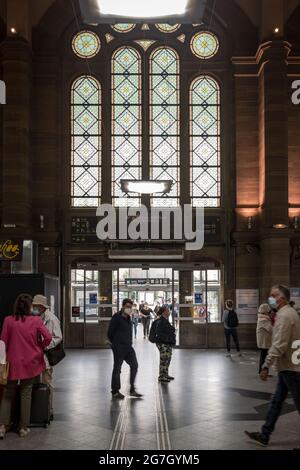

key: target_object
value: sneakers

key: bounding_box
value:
[158,377,170,383]
[226,353,231,357]
[0,425,6,440]
[19,427,30,438]
[245,431,268,447]
[129,390,143,398]
[112,391,125,400]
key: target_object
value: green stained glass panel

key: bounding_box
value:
[72,31,101,59]
[190,76,220,207]
[190,31,219,60]
[71,76,101,207]
[111,24,136,33]
[150,48,180,207]
[112,47,142,206]
[156,24,180,33]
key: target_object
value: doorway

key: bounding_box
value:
[67,264,222,348]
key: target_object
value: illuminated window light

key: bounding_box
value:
[98,0,188,18]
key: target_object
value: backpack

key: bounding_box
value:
[227,309,239,328]
[149,319,159,343]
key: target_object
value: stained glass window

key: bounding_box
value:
[156,24,181,33]
[112,47,142,206]
[190,31,219,59]
[150,47,180,207]
[190,76,220,207]
[111,24,136,33]
[71,76,101,207]
[72,31,101,59]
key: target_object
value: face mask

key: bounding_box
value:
[32,307,40,316]
[124,308,132,315]
[268,297,277,310]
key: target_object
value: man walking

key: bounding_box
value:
[245,285,300,447]
[32,295,63,421]
[107,299,143,399]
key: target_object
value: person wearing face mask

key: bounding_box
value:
[245,285,300,447]
[107,299,143,399]
[31,295,63,421]
[0,294,52,439]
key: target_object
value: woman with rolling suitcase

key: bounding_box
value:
[0,294,52,439]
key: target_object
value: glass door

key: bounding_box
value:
[177,268,222,347]
[70,268,100,347]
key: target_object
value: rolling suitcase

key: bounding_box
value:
[30,382,51,428]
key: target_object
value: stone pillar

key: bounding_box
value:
[257,41,291,299]
[1,38,32,228]
[258,41,290,228]
[260,237,291,301]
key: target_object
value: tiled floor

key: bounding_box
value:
[0,333,299,450]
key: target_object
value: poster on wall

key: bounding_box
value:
[194,293,203,304]
[72,306,80,318]
[89,293,98,305]
[290,288,300,307]
[236,289,259,323]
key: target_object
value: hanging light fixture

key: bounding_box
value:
[98,0,188,17]
[79,0,208,24]
[121,180,173,195]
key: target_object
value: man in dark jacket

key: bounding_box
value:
[107,299,143,399]
[156,306,176,383]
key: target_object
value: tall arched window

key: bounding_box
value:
[71,76,101,207]
[112,47,142,206]
[190,76,220,207]
[150,47,180,207]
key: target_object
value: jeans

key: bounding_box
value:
[142,317,151,337]
[132,319,138,338]
[0,377,37,428]
[261,371,300,441]
[259,349,269,374]
[224,328,240,352]
[156,344,173,379]
[111,345,138,394]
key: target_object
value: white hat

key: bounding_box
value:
[32,294,49,309]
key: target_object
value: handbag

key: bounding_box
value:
[0,362,9,385]
[45,342,66,367]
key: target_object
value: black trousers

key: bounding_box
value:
[142,317,151,337]
[261,371,300,440]
[224,327,240,352]
[259,348,269,374]
[111,345,138,394]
